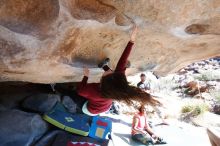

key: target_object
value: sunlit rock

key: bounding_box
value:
[0,0,219,83]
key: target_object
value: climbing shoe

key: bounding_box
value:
[155,137,167,145]
[98,58,110,68]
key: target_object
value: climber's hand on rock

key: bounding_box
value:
[130,24,138,42]
[83,67,90,77]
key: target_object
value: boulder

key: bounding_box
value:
[192,112,220,127]
[0,104,6,111]
[0,0,220,83]
[61,96,77,113]
[0,110,48,146]
[0,82,54,109]
[207,127,220,146]
[0,83,36,109]
[22,93,60,113]
[194,93,214,100]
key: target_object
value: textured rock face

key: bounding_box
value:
[0,0,219,83]
[0,110,48,146]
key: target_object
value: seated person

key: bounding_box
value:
[137,74,168,125]
[137,73,151,93]
[131,104,166,145]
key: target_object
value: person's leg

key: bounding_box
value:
[132,133,153,145]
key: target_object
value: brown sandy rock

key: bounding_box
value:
[0,0,220,83]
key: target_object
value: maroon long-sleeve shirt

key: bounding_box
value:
[77,41,134,114]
